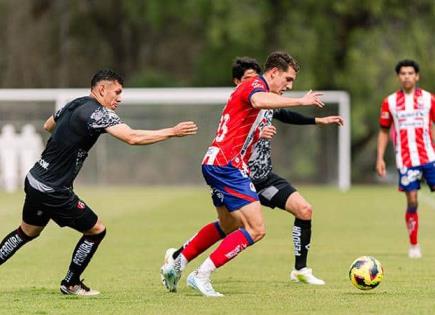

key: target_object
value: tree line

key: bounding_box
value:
[0,0,433,180]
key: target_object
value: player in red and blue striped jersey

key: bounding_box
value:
[161,51,324,297]
[377,59,435,258]
[163,57,343,289]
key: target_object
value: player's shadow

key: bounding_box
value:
[183,279,304,296]
[0,287,107,299]
[343,290,388,296]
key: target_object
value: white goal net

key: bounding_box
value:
[0,88,350,191]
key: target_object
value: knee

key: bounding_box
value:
[20,228,40,239]
[20,223,43,239]
[85,220,106,236]
[248,224,266,242]
[294,203,313,220]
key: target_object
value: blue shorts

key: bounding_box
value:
[202,164,258,212]
[398,161,435,192]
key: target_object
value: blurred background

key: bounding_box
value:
[0,0,433,189]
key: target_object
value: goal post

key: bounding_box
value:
[0,88,351,191]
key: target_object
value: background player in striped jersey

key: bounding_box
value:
[163,57,343,286]
[161,51,325,296]
[376,59,435,258]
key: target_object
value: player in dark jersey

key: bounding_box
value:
[0,69,197,296]
[162,57,342,291]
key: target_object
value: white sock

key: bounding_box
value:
[174,253,188,272]
[179,253,188,271]
[197,257,216,277]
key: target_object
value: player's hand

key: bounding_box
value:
[376,159,387,177]
[300,90,324,108]
[172,121,198,137]
[315,116,344,126]
[260,125,277,140]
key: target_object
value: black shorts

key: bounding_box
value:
[253,172,297,210]
[22,178,98,232]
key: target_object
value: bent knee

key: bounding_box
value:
[247,225,266,242]
[294,204,313,220]
[85,220,106,235]
[20,223,44,238]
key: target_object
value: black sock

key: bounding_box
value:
[292,219,311,270]
[63,229,106,285]
[172,246,185,260]
[0,227,36,265]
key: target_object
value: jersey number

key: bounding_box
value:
[215,113,230,142]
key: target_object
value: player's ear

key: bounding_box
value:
[416,73,420,82]
[270,67,279,79]
[97,83,105,97]
[233,78,240,85]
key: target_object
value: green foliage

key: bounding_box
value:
[127,69,181,87]
[0,0,433,180]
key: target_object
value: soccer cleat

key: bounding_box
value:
[290,267,325,285]
[408,244,422,258]
[60,279,100,296]
[160,248,181,292]
[187,270,223,297]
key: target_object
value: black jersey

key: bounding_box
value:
[29,96,122,191]
[248,109,315,183]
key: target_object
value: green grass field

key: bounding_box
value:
[1,185,435,314]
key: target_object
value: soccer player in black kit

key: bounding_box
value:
[0,69,197,296]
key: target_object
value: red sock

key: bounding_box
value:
[181,222,225,261]
[405,212,419,245]
[209,228,254,268]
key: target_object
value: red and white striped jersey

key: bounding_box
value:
[379,88,435,168]
[202,76,270,169]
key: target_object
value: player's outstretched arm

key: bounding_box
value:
[376,128,389,177]
[273,109,315,125]
[106,121,198,145]
[43,115,56,133]
[251,90,324,109]
[315,116,344,126]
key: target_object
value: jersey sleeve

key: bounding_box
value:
[54,97,83,121]
[240,78,268,106]
[54,104,69,121]
[273,109,315,125]
[379,98,392,128]
[88,107,123,133]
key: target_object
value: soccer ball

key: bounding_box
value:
[349,256,384,290]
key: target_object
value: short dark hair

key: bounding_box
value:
[264,51,299,73]
[91,69,124,88]
[232,57,262,80]
[395,59,419,74]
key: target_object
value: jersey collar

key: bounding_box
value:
[259,75,270,91]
